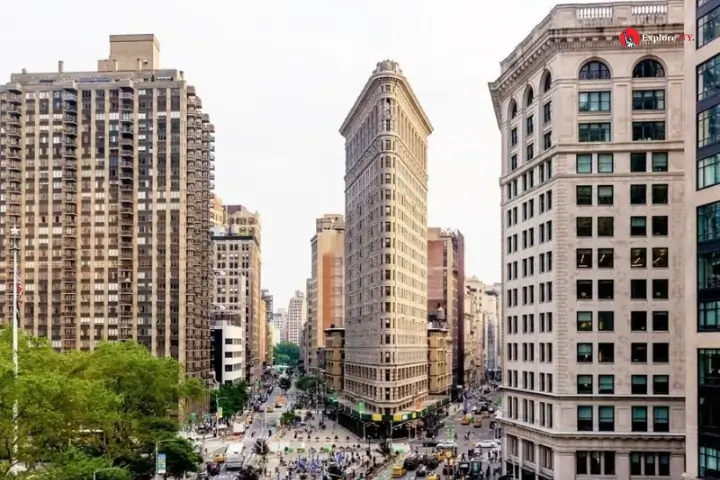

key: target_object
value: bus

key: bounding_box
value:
[225,442,245,470]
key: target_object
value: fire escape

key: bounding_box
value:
[185,88,200,376]
[118,87,135,340]
[61,89,79,350]
[2,88,23,324]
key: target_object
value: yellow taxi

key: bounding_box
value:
[213,451,226,463]
[473,418,483,428]
[266,406,274,413]
[461,416,470,426]
[428,474,439,480]
[391,465,406,478]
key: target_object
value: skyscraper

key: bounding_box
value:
[0,34,214,381]
[340,60,433,417]
[286,290,306,345]
[489,3,685,477]
[306,214,345,374]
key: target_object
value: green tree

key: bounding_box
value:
[160,437,203,478]
[280,411,299,426]
[294,375,323,392]
[273,342,300,366]
[210,381,249,417]
[25,448,130,480]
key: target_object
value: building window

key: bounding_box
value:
[597,280,614,299]
[543,131,552,150]
[576,249,592,268]
[509,154,518,171]
[631,375,648,394]
[631,343,648,363]
[579,122,611,142]
[631,216,647,236]
[700,447,719,478]
[698,153,720,189]
[579,91,611,112]
[577,280,592,299]
[698,53,720,101]
[653,216,669,236]
[698,252,720,290]
[598,248,613,268]
[631,406,648,431]
[631,152,647,172]
[699,301,720,331]
[698,201,720,242]
[598,406,614,431]
[543,101,552,123]
[632,121,665,141]
[526,143,534,161]
[653,375,669,395]
[699,8,720,48]
[652,279,669,299]
[699,349,720,387]
[598,374,614,394]
[576,186,593,205]
[631,311,648,331]
[510,128,517,146]
[597,186,613,205]
[652,152,668,172]
[598,311,614,331]
[526,115,534,134]
[598,153,614,173]
[577,343,593,362]
[653,343,670,363]
[577,311,592,331]
[577,406,593,431]
[598,217,614,236]
[576,154,592,173]
[577,374,593,393]
[632,89,665,110]
[598,343,614,362]
[652,184,669,204]
[633,59,665,78]
[577,217,592,236]
[630,184,647,204]
[631,279,648,300]
[698,105,720,148]
[579,61,611,80]
[631,247,647,268]
[652,248,668,268]
[653,407,669,432]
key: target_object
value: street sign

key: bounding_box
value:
[156,453,167,474]
[189,412,197,423]
[217,407,223,418]
[358,402,365,414]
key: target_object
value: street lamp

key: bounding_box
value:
[93,467,125,480]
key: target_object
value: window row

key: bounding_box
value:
[578,89,665,112]
[577,341,670,364]
[576,184,669,206]
[576,247,669,269]
[576,451,671,476]
[577,310,669,332]
[576,215,668,237]
[576,374,669,395]
[505,220,552,254]
[576,151,668,174]
[579,122,666,142]
[577,279,670,300]
[505,312,553,335]
[506,190,552,227]
[577,405,670,433]
[506,252,553,281]
[579,59,665,80]
[505,158,552,194]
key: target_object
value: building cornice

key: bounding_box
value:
[489,27,683,128]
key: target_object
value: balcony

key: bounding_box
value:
[63,102,77,113]
[63,114,77,124]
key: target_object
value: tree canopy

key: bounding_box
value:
[210,381,249,418]
[278,376,292,391]
[294,375,323,392]
[273,342,300,366]
[0,327,206,479]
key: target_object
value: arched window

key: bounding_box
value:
[579,61,611,80]
[543,73,552,93]
[633,59,665,78]
[509,100,518,119]
[525,87,534,106]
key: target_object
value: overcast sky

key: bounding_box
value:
[0,0,583,308]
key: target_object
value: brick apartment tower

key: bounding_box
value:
[0,34,215,382]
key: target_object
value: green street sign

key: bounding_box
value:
[358,401,365,414]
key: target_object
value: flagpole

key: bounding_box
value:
[10,225,20,467]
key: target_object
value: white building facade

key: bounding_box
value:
[286,291,307,345]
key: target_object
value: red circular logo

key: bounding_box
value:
[620,28,641,48]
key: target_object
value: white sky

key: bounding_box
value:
[0,0,594,307]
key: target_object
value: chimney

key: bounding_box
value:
[136,58,143,71]
[58,61,64,73]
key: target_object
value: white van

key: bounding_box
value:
[225,442,245,470]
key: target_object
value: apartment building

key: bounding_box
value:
[462,288,477,386]
[0,34,214,380]
[340,60,433,420]
[489,2,686,478]
[262,290,274,366]
[272,308,287,342]
[467,278,503,381]
[684,0,720,476]
[214,205,262,382]
[211,311,244,386]
[428,227,466,387]
[306,214,345,374]
[286,290,306,345]
[210,195,225,226]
